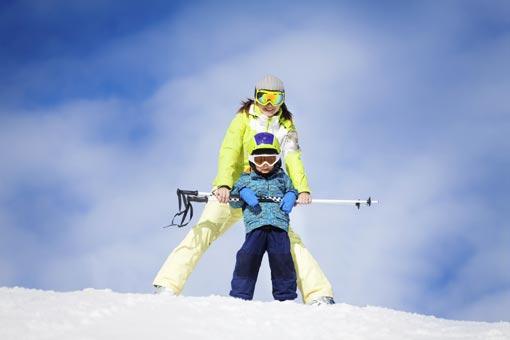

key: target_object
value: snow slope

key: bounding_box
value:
[1,287,509,340]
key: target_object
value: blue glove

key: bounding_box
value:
[280,191,297,214]
[239,187,259,207]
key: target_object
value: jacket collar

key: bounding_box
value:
[250,167,283,180]
[248,103,282,119]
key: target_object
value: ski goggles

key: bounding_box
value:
[249,154,281,167]
[255,89,285,106]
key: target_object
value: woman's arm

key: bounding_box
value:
[280,123,311,195]
[212,113,246,190]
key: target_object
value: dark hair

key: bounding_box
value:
[251,148,278,155]
[237,99,293,121]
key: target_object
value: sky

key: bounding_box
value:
[0,0,509,322]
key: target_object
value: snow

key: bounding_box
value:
[1,287,509,340]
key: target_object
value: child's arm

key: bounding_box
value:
[283,172,299,197]
[229,173,250,209]
[280,172,298,214]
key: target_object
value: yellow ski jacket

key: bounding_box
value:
[212,103,311,193]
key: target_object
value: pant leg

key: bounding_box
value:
[230,228,267,300]
[153,200,243,294]
[267,228,297,301]
[288,227,334,303]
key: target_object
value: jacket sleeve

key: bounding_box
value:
[281,120,311,193]
[229,173,250,209]
[212,113,246,189]
[283,172,298,197]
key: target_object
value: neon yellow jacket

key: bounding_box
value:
[212,103,311,193]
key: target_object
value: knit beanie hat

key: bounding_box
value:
[255,75,285,92]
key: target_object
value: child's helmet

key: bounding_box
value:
[247,132,281,155]
[247,132,282,176]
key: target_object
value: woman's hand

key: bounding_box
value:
[296,192,312,205]
[214,187,231,204]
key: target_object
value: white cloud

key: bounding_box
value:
[0,1,509,322]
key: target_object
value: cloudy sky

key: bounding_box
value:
[1,0,509,322]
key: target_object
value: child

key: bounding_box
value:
[229,132,298,301]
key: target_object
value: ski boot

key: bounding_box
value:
[308,296,335,306]
[154,285,177,296]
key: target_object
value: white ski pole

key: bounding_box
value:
[198,192,378,207]
[166,189,378,228]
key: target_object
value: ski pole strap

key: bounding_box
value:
[163,189,200,228]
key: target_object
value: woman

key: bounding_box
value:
[153,75,335,305]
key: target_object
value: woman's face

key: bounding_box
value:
[255,101,281,117]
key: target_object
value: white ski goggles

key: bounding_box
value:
[249,154,281,167]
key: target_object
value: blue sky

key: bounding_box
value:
[1,0,509,322]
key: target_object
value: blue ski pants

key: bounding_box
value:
[230,225,297,301]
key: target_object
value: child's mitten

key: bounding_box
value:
[239,187,259,207]
[280,192,297,214]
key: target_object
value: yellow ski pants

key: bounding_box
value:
[153,200,334,303]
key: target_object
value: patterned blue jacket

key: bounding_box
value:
[230,168,297,234]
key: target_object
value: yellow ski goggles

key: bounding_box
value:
[255,89,285,106]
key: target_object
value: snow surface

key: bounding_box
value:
[1,287,509,340]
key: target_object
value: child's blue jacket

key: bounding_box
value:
[230,168,298,233]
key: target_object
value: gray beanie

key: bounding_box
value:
[255,75,285,92]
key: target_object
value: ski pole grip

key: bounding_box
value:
[177,189,199,196]
[188,196,208,203]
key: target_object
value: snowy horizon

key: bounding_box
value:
[1,287,509,340]
[1,1,509,323]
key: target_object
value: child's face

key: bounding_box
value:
[250,152,279,174]
[255,162,274,174]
